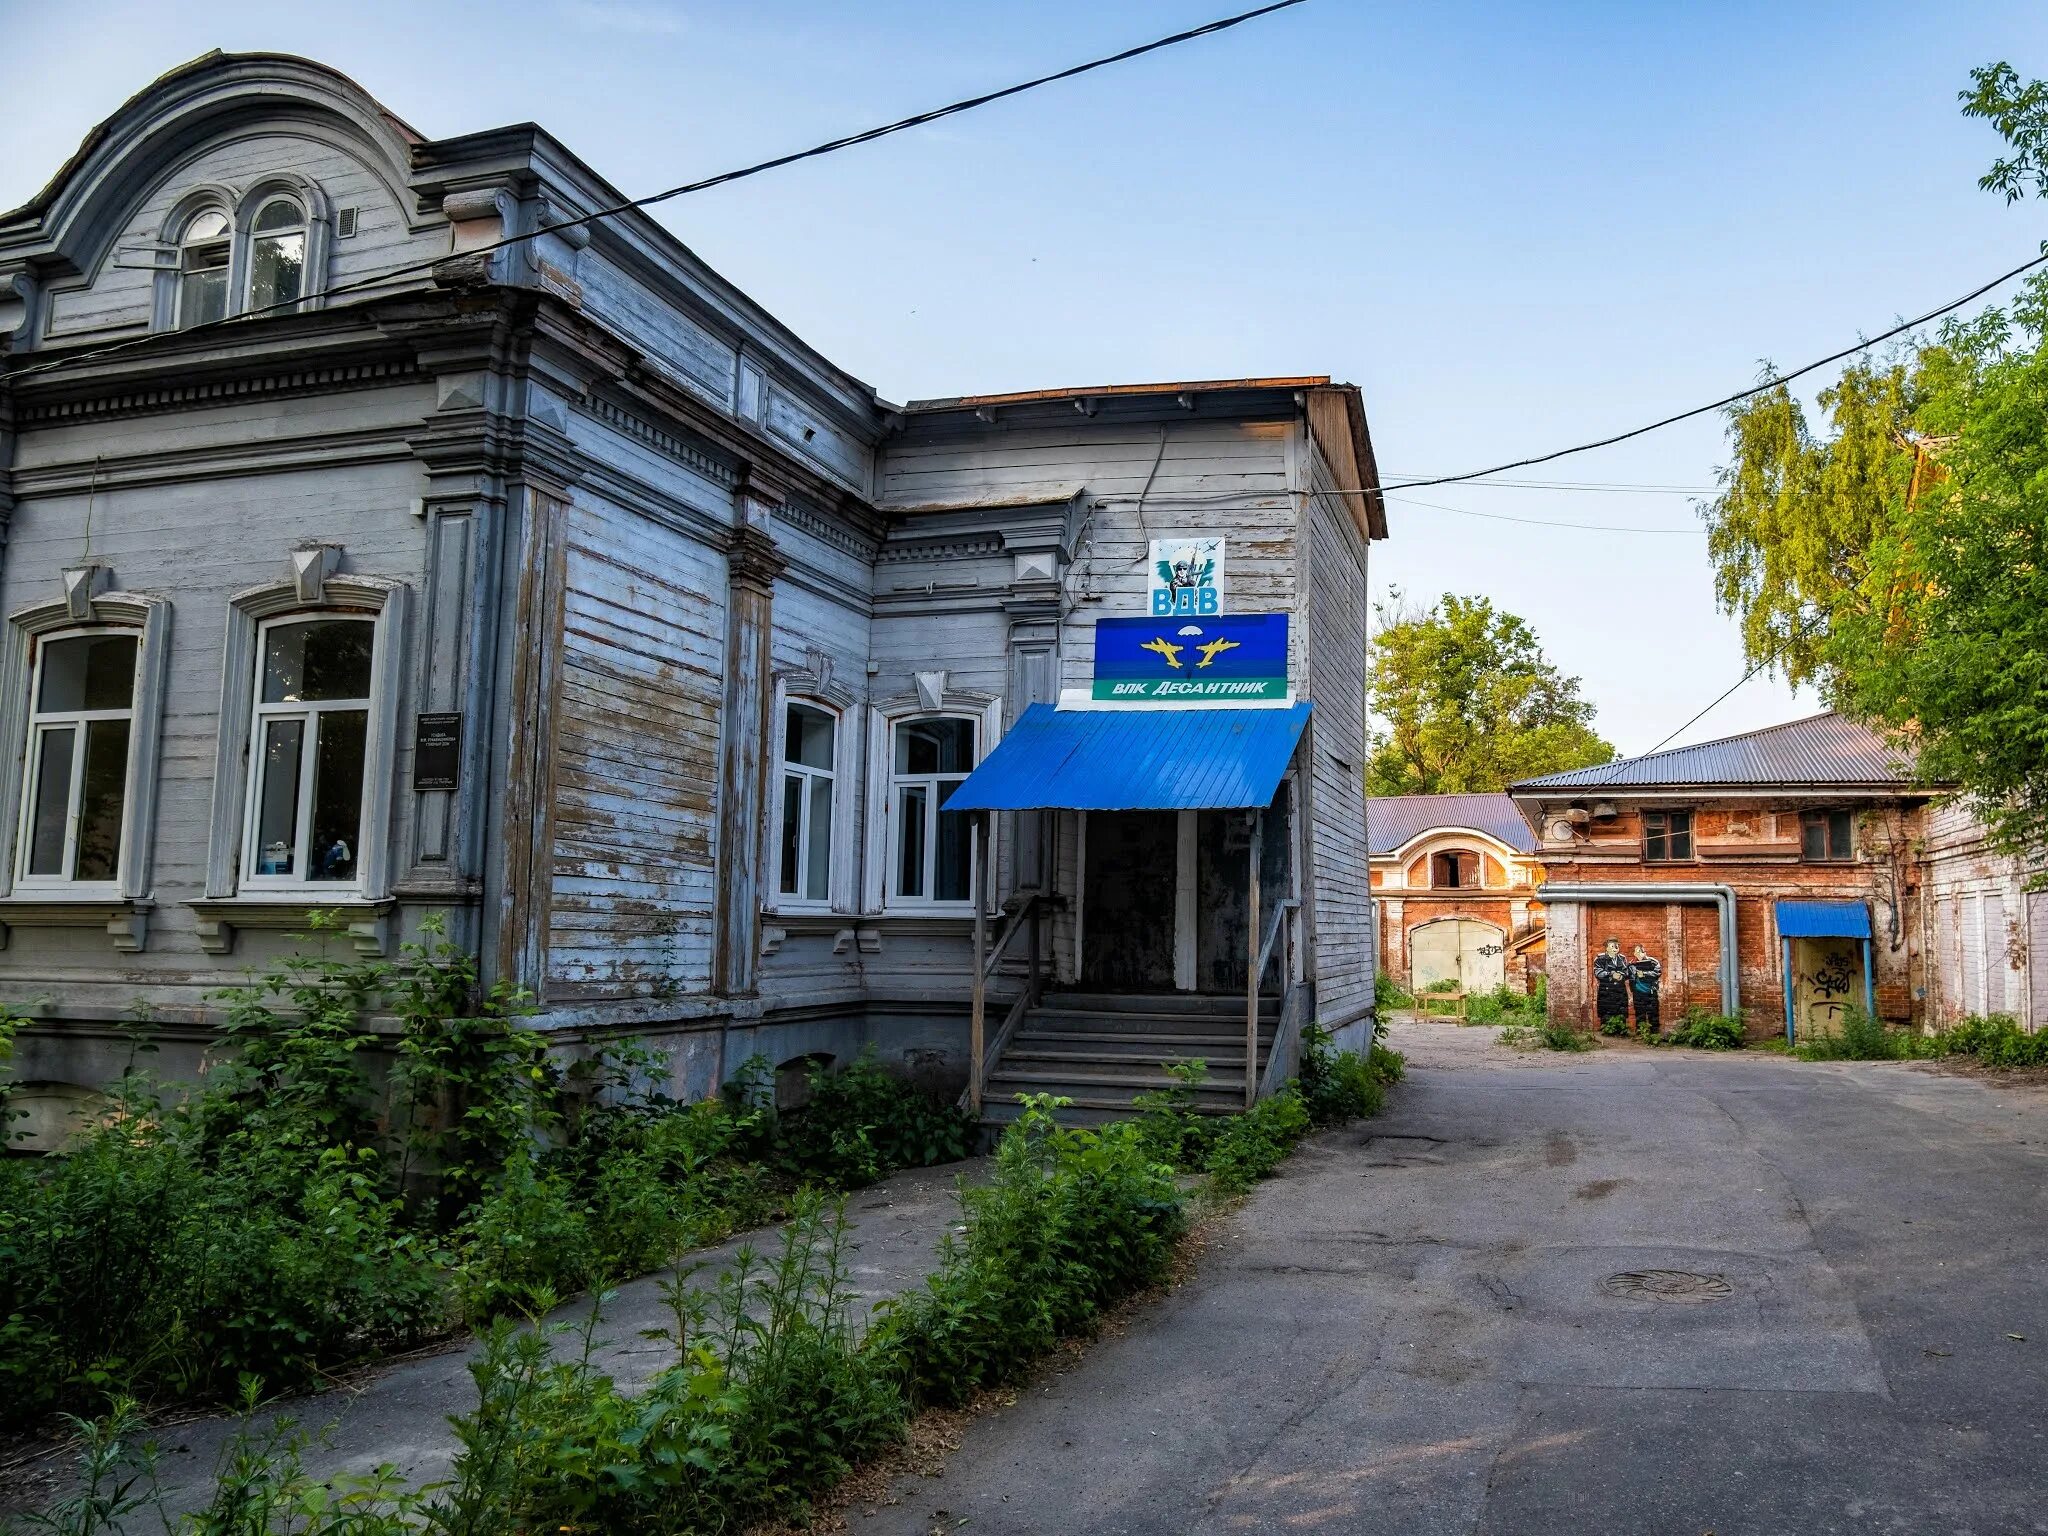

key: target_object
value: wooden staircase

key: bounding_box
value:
[981,991,1281,1128]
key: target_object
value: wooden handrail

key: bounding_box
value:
[969,886,1048,1115]
[1251,898,1301,1105]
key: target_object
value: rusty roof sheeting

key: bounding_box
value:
[1512,713,1919,793]
[1368,794,1537,855]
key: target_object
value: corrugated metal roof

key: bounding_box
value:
[1776,900,1872,940]
[1368,794,1536,855]
[1512,713,1917,792]
[946,703,1311,812]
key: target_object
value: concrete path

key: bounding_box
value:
[5,1158,982,1523]
[855,1019,2048,1535]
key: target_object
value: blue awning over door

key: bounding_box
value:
[1776,900,1872,939]
[944,702,1312,812]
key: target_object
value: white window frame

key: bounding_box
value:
[239,613,379,893]
[151,178,334,334]
[0,590,171,905]
[865,694,1003,917]
[174,207,233,330]
[205,576,406,903]
[14,627,139,893]
[771,697,842,913]
[241,194,310,314]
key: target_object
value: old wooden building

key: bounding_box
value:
[0,53,1387,1138]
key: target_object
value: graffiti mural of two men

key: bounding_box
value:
[1594,936,1663,1032]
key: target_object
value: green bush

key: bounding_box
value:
[1131,1058,1213,1167]
[1935,1014,2048,1068]
[762,1049,975,1187]
[1465,984,1544,1028]
[1665,1008,1747,1051]
[871,1096,1187,1407]
[1374,971,1414,1010]
[1204,1091,1312,1194]
[1298,1021,1400,1126]
[1794,1007,1924,1061]
[1498,1020,1593,1052]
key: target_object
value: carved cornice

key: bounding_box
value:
[12,357,420,427]
[579,390,737,486]
[879,534,1004,563]
[773,498,877,560]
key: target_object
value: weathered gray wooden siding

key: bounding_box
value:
[753,509,875,1013]
[0,385,434,1001]
[544,490,725,1001]
[1916,800,2038,1028]
[1302,445,1372,1027]
[41,133,427,343]
[878,414,1301,699]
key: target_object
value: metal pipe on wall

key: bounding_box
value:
[1534,882,1741,1018]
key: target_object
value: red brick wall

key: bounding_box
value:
[1536,799,1914,1034]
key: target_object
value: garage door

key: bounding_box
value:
[1411,919,1506,994]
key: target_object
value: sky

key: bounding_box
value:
[7,0,2048,755]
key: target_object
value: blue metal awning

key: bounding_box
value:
[945,702,1312,812]
[1776,900,1872,940]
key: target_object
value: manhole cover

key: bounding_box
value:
[1602,1269,1733,1304]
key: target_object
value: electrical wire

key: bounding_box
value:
[1639,623,1821,756]
[1376,248,2048,493]
[3,0,1307,388]
[1379,491,1703,535]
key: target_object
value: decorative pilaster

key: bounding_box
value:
[712,480,787,996]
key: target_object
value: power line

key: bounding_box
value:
[1639,627,1818,756]
[1380,492,1703,535]
[4,0,1307,389]
[1377,248,2048,493]
[1380,474,1718,495]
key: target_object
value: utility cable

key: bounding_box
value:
[1377,248,2048,493]
[4,0,1307,387]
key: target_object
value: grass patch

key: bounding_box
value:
[1497,1019,1594,1053]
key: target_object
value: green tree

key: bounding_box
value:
[1366,593,1613,796]
[1702,63,2048,864]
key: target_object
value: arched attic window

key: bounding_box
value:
[245,196,308,312]
[176,209,233,327]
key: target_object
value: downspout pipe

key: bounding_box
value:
[1534,883,1741,1019]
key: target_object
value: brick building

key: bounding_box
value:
[1511,712,2044,1039]
[1369,793,1545,996]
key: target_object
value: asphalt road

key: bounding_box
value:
[857,1019,2048,1536]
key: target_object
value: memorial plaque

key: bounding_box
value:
[414,712,462,791]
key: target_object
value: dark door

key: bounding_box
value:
[1083,812,1177,990]
[1196,785,1292,992]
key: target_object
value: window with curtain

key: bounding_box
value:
[890,715,976,905]
[778,702,836,904]
[16,632,137,886]
[243,616,374,886]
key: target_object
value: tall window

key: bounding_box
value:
[891,716,976,905]
[1801,808,1854,862]
[177,210,232,328]
[246,197,307,312]
[778,703,836,904]
[1643,808,1693,863]
[16,632,136,886]
[243,617,374,886]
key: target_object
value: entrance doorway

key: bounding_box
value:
[1080,789,1292,993]
[1411,918,1505,994]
